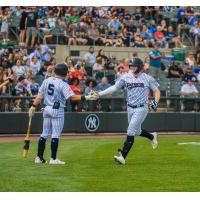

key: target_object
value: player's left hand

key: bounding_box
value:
[29,106,36,117]
[85,91,99,101]
[149,100,158,112]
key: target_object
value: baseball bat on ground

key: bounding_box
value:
[22,116,32,158]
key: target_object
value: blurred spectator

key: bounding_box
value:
[149,43,164,76]
[12,59,26,77]
[69,62,86,81]
[183,67,197,82]
[190,21,200,47]
[168,61,184,78]
[75,22,88,45]
[26,76,40,96]
[19,7,27,46]
[69,78,83,111]
[148,20,157,36]
[30,56,41,74]
[106,27,118,46]
[133,27,146,48]
[165,26,182,48]
[25,7,39,47]
[192,64,200,76]
[14,76,29,96]
[0,8,10,44]
[64,23,77,45]
[64,56,74,73]
[96,49,110,69]
[45,66,54,78]
[93,57,105,80]
[115,58,129,73]
[97,77,111,112]
[180,79,199,111]
[108,16,122,32]
[185,51,196,68]
[84,78,98,111]
[154,26,167,48]
[84,46,96,67]
[87,22,100,46]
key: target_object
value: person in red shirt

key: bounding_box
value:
[69,78,84,111]
[115,58,129,73]
[154,26,167,48]
[69,64,86,80]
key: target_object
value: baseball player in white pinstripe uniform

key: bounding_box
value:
[92,58,160,165]
[29,64,95,164]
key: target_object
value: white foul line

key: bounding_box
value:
[177,142,200,145]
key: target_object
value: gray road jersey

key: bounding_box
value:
[38,77,74,108]
[115,72,159,106]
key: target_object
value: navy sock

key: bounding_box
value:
[51,138,59,160]
[37,137,46,159]
[140,129,154,140]
[121,135,134,159]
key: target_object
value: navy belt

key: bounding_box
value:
[128,104,145,109]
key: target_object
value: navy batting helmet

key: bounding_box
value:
[129,58,144,73]
[54,63,68,77]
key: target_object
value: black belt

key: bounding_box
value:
[128,104,145,109]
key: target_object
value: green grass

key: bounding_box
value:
[0,135,200,192]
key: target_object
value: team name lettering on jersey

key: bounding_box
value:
[127,83,144,89]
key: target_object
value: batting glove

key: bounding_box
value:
[29,106,36,118]
[150,100,158,112]
[85,91,100,101]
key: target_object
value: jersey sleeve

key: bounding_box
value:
[63,83,74,99]
[115,75,126,89]
[149,75,160,91]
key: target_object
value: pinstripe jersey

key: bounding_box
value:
[38,76,74,108]
[115,71,159,106]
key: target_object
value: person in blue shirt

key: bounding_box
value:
[108,16,122,33]
[97,77,111,112]
[165,26,182,48]
[148,20,157,36]
[149,43,164,77]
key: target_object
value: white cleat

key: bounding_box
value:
[151,132,158,149]
[114,151,125,165]
[49,158,65,165]
[35,156,47,164]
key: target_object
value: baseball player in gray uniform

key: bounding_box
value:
[92,58,160,164]
[29,64,95,164]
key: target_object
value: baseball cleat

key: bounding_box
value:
[114,151,125,165]
[49,158,65,165]
[35,156,47,164]
[151,132,158,149]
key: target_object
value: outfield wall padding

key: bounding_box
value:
[0,112,200,134]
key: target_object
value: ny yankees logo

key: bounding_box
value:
[85,114,100,132]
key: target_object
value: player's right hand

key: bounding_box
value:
[29,106,36,118]
[85,91,99,101]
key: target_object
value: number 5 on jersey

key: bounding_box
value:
[48,84,54,95]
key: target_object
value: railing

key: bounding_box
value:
[0,95,200,112]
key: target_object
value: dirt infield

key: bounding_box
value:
[0,132,199,143]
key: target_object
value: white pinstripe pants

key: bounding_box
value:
[41,106,64,139]
[127,105,148,136]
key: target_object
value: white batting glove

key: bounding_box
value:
[85,91,100,100]
[29,106,36,118]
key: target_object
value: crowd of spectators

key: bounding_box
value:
[1,6,200,112]
[0,6,200,48]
